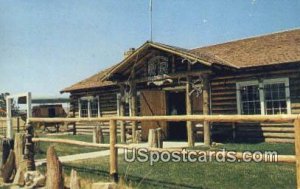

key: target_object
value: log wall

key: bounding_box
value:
[210,63,300,143]
[69,63,300,143]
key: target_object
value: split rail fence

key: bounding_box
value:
[27,115,300,188]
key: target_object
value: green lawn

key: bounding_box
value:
[34,134,109,159]
[59,142,296,189]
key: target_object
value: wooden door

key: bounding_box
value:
[140,90,167,140]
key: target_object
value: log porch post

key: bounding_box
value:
[119,85,126,143]
[130,82,138,143]
[109,119,118,182]
[186,76,194,147]
[203,77,211,146]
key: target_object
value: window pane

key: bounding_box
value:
[264,82,287,115]
[239,84,260,115]
[90,99,99,117]
[80,100,88,117]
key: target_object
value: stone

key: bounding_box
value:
[92,182,117,189]
[70,169,80,189]
[24,170,46,188]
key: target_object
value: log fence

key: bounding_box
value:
[26,114,300,188]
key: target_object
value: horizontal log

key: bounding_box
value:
[28,115,299,124]
[32,137,110,148]
[264,138,295,143]
[237,127,294,132]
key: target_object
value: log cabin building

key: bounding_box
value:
[61,29,300,144]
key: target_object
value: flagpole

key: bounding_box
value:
[149,0,153,41]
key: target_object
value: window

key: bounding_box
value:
[239,84,261,115]
[79,99,88,117]
[78,96,100,118]
[237,78,290,115]
[263,78,290,115]
[90,98,99,117]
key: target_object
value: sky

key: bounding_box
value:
[0,0,299,98]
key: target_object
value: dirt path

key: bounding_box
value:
[35,141,203,166]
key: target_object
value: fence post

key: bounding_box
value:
[17,117,20,133]
[294,118,300,189]
[109,119,118,182]
[24,123,35,171]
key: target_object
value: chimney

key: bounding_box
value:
[124,48,135,58]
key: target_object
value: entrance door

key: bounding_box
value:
[168,91,187,140]
[140,90,167,140]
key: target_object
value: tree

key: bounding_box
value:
[0,93,20,117]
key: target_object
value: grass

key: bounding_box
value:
[58,142,296,189]
[34,134,109,159]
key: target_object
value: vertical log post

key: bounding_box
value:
[73,122,76,135]
[109,119,118,182]
[72,107,76,135]
[156,128,163,148]
[294,119,300,189]
[130,82,137,143]
[203,77,211,146]
[232,122,236,142]
[17,117,20,133]
[186,76,194,147]
[24,123,35,171]
[14,133,25,169]
[119,85,126,143]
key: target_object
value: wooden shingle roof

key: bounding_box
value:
[62,28,300,93]
[191,28,300,68]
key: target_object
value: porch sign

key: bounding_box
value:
[147,56,171,85]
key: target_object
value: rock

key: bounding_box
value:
[1,150,16,183]
[92,182,117,189]
[24,170,46,188]
[69,169,80,189]
[46,146,64,189]
[13,159,27,186]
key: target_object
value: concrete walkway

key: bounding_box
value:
[35,141,203,166]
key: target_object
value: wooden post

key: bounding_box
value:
[109,119,118,182]
[14,133,25,169]
[46,146,64,189]
[24,123,35,171]
[203,77,211,146]
[186,76,194,147]
[93,126,104,144]
[99,126,104,144]
[294,119,300,189]
[73,122,76,135]
[148,129,157,148]
[119,85,126,143]
[72,107,76,135]
[156,128,163,148]
[17,117,20,133]
[232,122,236,142]
[93,127,99,143]
[130,82,137,143]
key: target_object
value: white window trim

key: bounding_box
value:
[78,96,101,118]
[236,78,291,115]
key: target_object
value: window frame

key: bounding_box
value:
[78,96,101,118]
[236,78,291,115]
[262,78,291,114]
